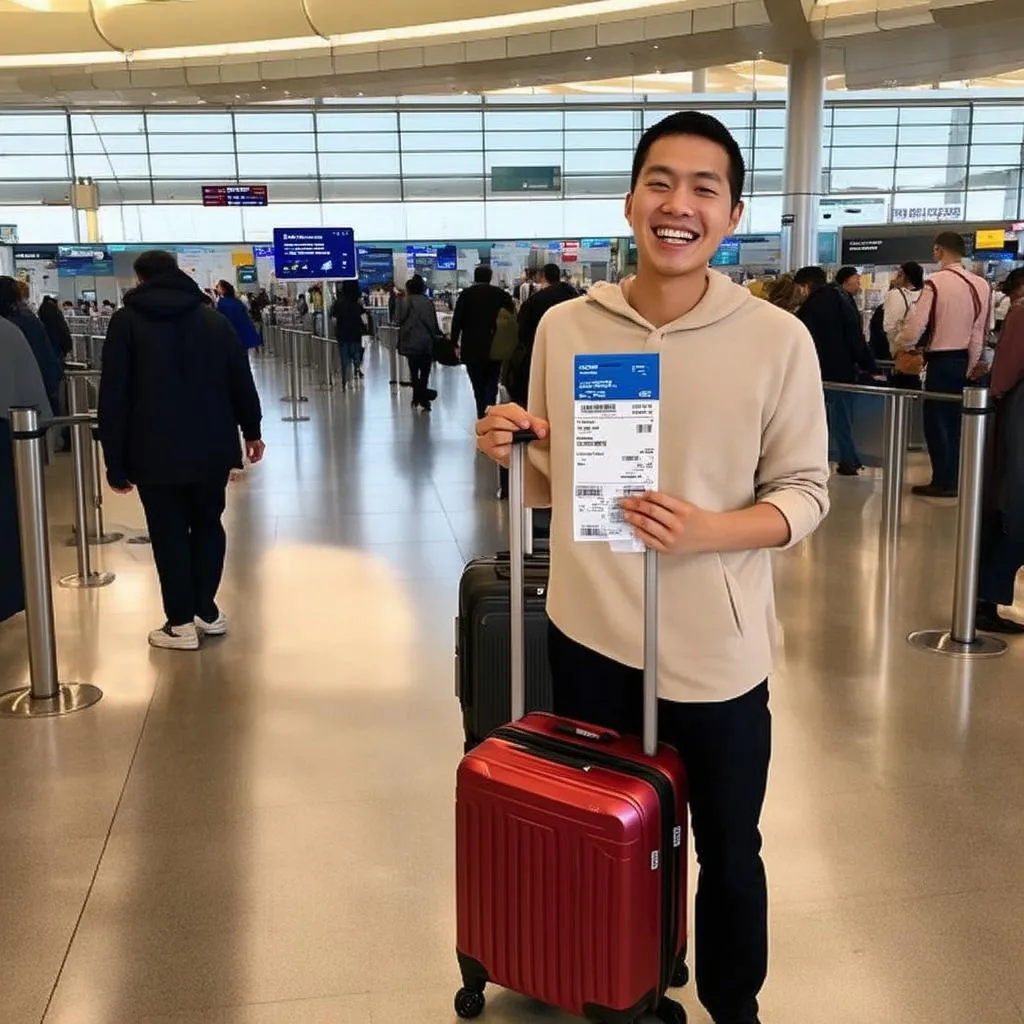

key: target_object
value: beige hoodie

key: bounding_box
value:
[526,271,830,703]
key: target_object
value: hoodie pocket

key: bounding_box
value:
[717,555,745,637]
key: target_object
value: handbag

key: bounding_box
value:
[433,334,459,367]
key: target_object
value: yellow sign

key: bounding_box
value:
[975,229,1005,250]
[232,249,254,266]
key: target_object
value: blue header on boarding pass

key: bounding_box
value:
[574,353,660,402]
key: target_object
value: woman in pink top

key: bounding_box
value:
[977,267,1024,633]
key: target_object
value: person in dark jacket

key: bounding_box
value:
[0,318,52,623]
[0,277,63,416]
[331,278,373,389]
[451,264,515,419]
[977,268,1024,634]
[38,295,73,360]
[398,274,441,412]
[795,265,879,477]
[98,251,264,651]
[215,280,261,350]
[508,263,579,407]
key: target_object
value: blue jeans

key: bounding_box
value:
[923,351,969,491]
[825,391,859,466]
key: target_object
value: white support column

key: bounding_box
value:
[691,69,707,94]
[781,48,825,272]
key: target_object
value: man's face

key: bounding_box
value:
[843,274,861,295]
[625,133,743,280]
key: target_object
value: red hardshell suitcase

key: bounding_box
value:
[454,434,689,1024]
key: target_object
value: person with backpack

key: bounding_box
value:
[450,264,515,420]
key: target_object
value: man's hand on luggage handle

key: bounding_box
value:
[476,403,549,467]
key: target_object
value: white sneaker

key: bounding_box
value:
[195,612,228,637]
[148,623,200,650]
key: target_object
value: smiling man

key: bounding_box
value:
[475,112,830,1024]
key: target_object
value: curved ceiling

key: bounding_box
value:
[0,0,1019,105]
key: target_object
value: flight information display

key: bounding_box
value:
[273,228,357,280]
[202,184,268,207]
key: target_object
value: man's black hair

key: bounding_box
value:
[542,263,561,286]
[406,274,426,296]
[631,111,746,206]
[134,249,179,281]
[835,266,860,287]
[793,266,827,292]
[900,261,924,290]
[217,279,236,299]
[474,265,493,284]
[934,231,966,258]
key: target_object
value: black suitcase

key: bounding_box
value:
[456,552,554,751]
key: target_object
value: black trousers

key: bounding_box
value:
[979,512,1024,606]
[923,350,969,491]
[407,355,433,406]
[465,360,501,420]
[548,622,770,1024]
[137,477,229,626]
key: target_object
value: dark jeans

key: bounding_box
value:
[548,623,770,1024]
[338,340,362,385]
[824,390,859,467]
[466,360,501,420]
[407,354,433,406]
[137,477,229,626]
[923,350,969,491]
[979,513,1024,606]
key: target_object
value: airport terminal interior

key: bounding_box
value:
[3,1,1024,1023]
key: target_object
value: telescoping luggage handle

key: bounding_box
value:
[508,432,659,757]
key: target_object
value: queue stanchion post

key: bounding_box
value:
[386,326,400,388]
[880,391,911,547]
[0,407,103,718]
[60,375,114,588]
[281,329,310,422]
[909,385,1006,658]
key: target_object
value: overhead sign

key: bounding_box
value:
[975,228,1006,250]
[709,238,741,267]
[57,245,113,278]
[841,231,942,266]
[14,245,57,261]
[491,165,562,193]
[202,184,268,207]
[0,224,17,244]
[236,264,258,286]
[891,204,962,224]
[252,244,275,259]
[562,240,580,263]
[357,246,395,287]
[273,228,356,280]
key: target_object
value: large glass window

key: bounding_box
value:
[237,152,317,176]
[149,153,236,177]
[145,113,232,134]
[234,112,314,133]
[318,133,398,154]
[148,133,234,154]
[316,111,398,132]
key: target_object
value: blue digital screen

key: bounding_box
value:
[357,246,395,287]
[57,245,113,277]
[709,238,741,267]
[436,245,457,270]
[273,228,356,280]
[252,244,275,258]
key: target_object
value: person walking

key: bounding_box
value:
[450,265,515,419]
[215,280,261,351]
[896,232,991,498]
[397,274,440,412]
[331,278,373,389]
[795,265,879,476]
[98,251,264,651]
[476,111,830,1024]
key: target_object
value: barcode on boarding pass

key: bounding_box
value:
[635,423,653,434]
[579,525,605,537]
[575,485,603,498]
[579,403,616,414]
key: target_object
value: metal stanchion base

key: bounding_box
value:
[59,571,115,589]
[907,629,1008,658]
[126,534,150,545]
[283,416,311,422]
[280,395,310,403]
[0,683,103,718]
[67,530,123,546]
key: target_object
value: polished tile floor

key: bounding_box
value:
[2,342,1023,1024]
